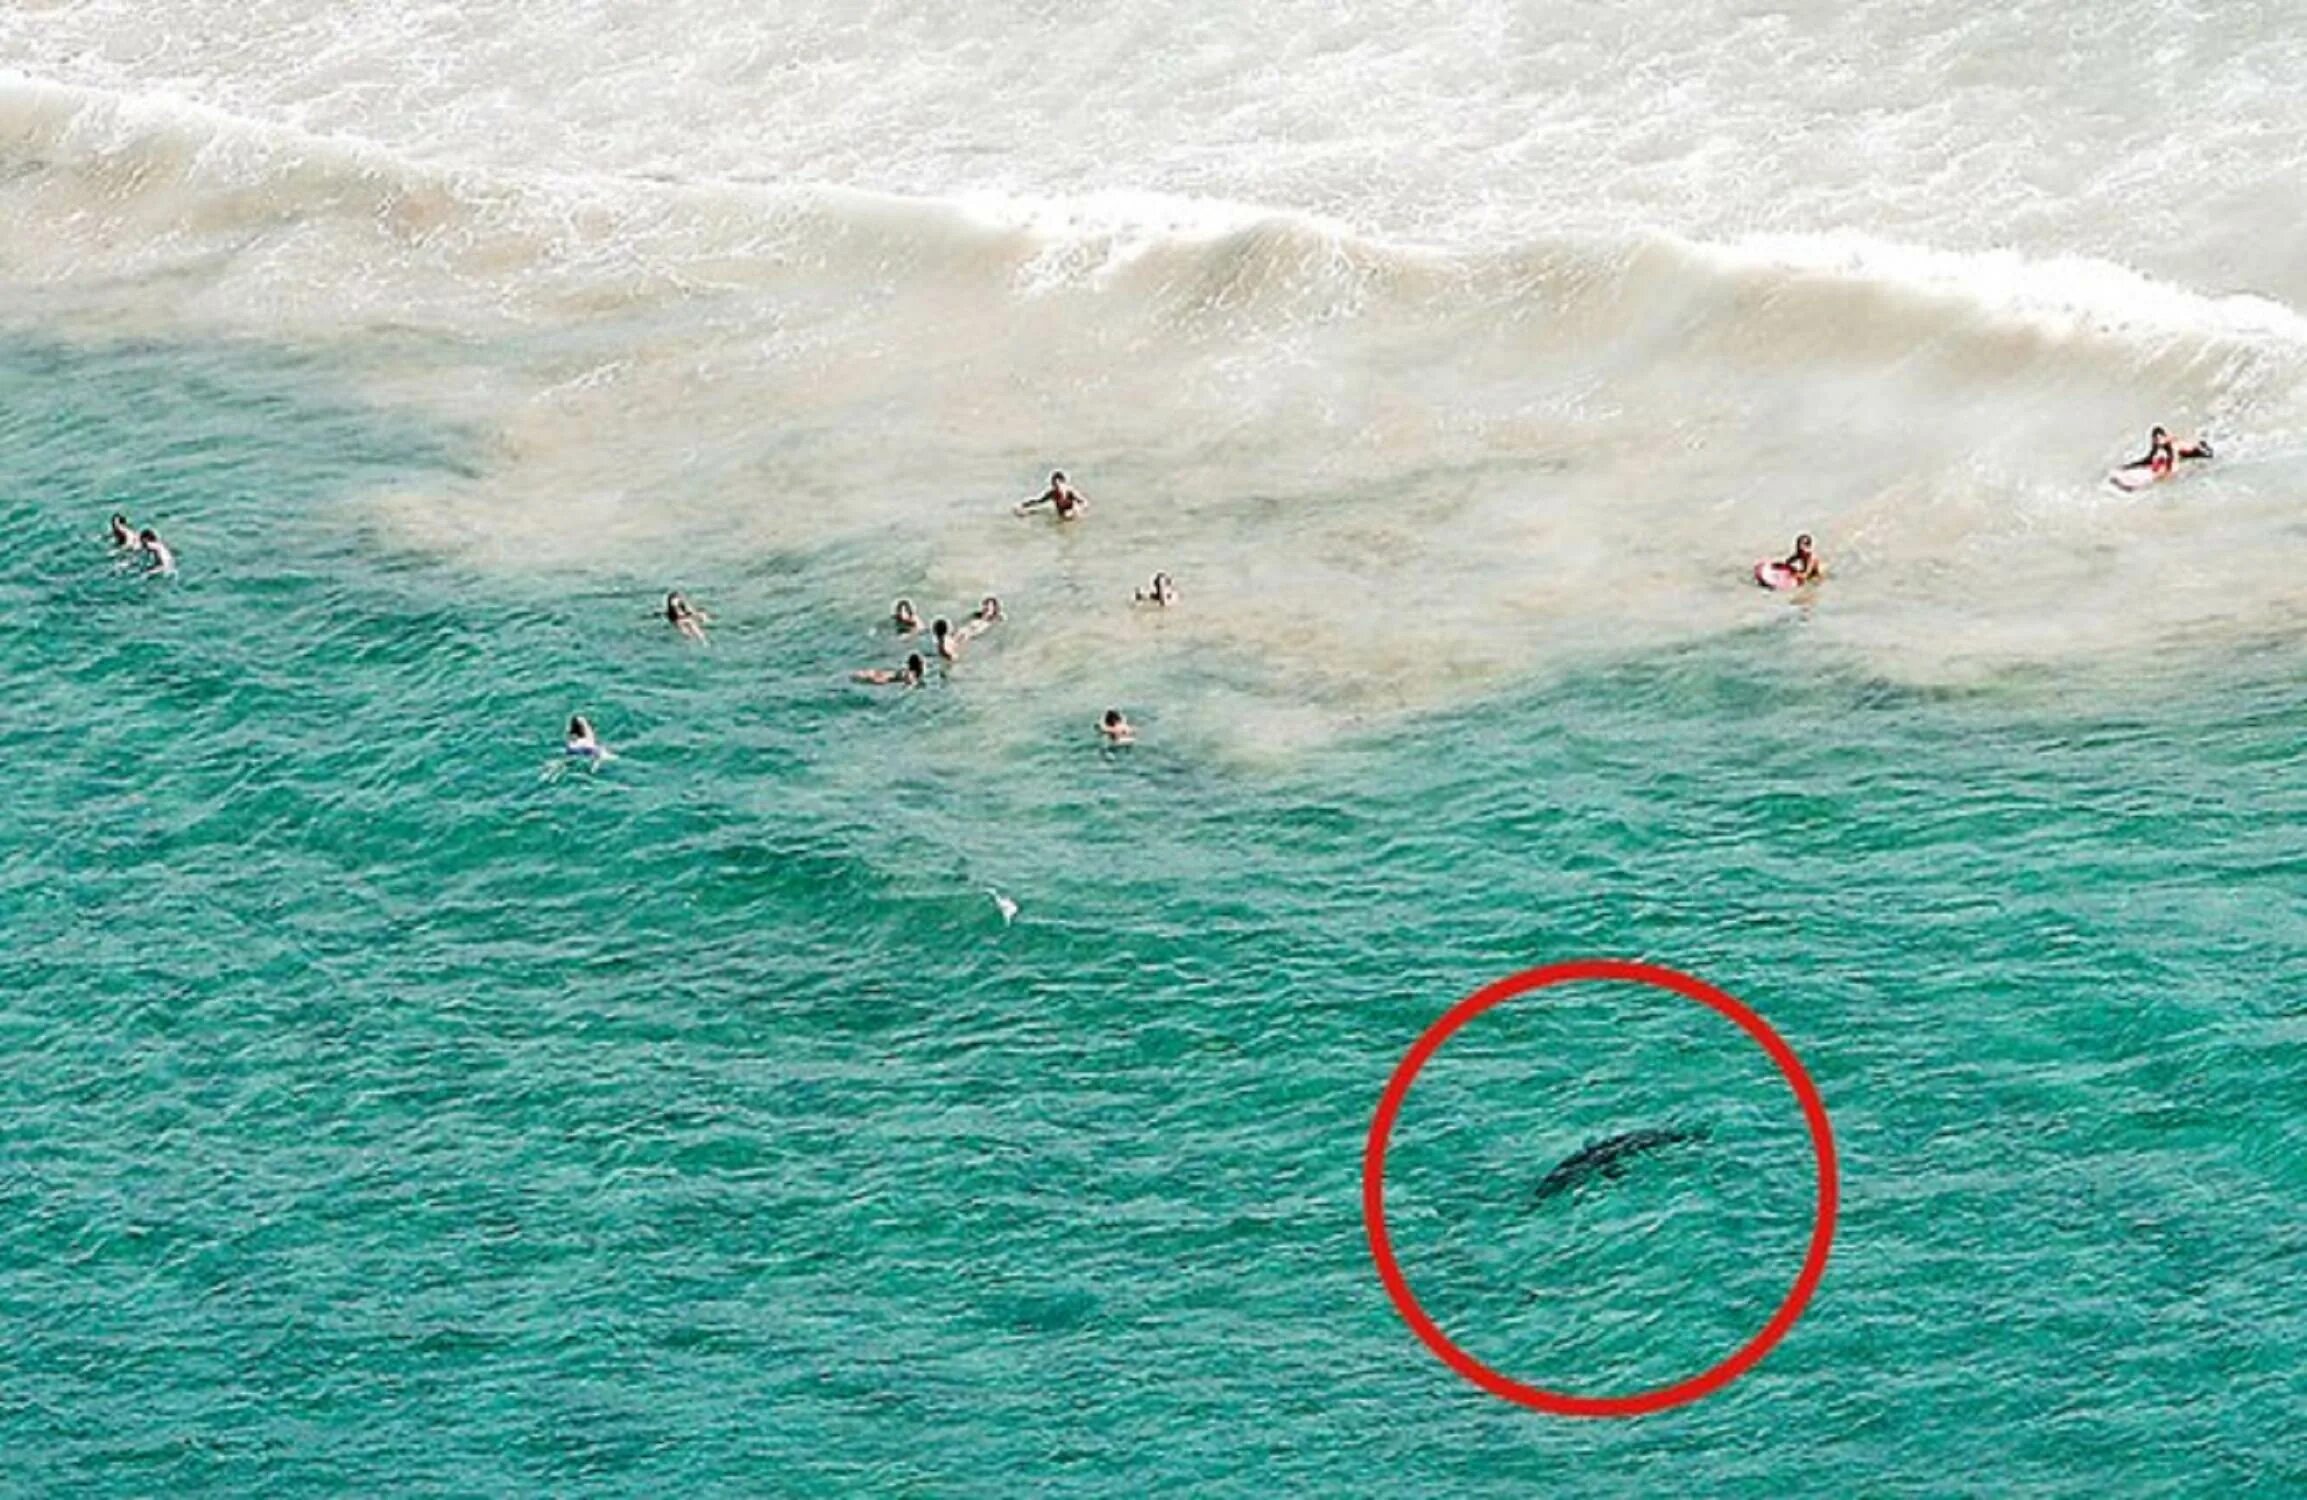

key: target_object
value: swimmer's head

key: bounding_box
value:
[1050,470,1067,485]
[932,618,950,638]
[903,653,926,681]
[1103,708,1125,728]
[568,715,592,739]
[980,595,1001,617]
[665,591,685,616]
[2152,426,2170,442]
[1794,533,1814,551]
[894,598,918,621]
[111,513,129,529]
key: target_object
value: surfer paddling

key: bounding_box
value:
[2133,425,2213,478]
[1015,469,1089,521]
[2109,426,2214,491]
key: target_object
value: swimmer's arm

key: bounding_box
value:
[1014,491,1053,514]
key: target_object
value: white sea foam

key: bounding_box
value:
[8,0,2306,297]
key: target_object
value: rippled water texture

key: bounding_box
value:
[3,339,2301,1492]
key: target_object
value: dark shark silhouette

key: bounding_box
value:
[1533,1126,1709,1202]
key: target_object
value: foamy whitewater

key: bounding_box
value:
[3,4,2303,1494]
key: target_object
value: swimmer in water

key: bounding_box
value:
[1779,533,1822,584]
[2132,425,2214,477]
[931,617,959,663]
[1134,571,1178,606]
[108,513,140,551]
[664,591,711,643]
[955,595,1003,642]
[138,528,176,576]
[892,598,923,634]
[1100,708,1135,744]
[565,715,606,761]
[1015,469,1089,521]
[854,652,927,687]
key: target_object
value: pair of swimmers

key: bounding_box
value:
[890,595,1004,661]
[1015,472,1178,604]
[1762,422,2204,589]
[1753,426,2204,597]
[856,660,1130,744]
[108,513,175,574]
[1014,472,1178,605]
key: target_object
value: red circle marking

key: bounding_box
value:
[1362,958,1838,1418]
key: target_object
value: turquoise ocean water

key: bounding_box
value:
[3,336,2300,1493]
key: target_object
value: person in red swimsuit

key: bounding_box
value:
[2135,426,2213,476]
[1015,469,1089,520]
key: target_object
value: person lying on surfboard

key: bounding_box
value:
[2132,426,2213,478]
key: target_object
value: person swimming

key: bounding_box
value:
[854,652,927,687]
[138,528,176,575]
[108,513,139,551]
[565,714,606,760]
[1134,571,1178,606]
[1780,533,1822,584]
[954,596,1003,642]
[1100,708,1135,744]
[892,598,923,634]
[1015,469,1089,521]
[664,591,710,643]
[2132,425,2214,477]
